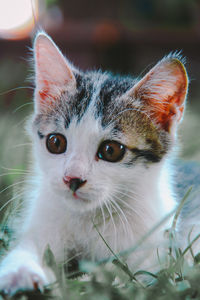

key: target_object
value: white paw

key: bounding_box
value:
[0,250,54,297]
[0,264,49,296]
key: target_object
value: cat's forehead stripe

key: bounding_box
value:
[62,72,105,126]
[62,71,135,128]
[95,75,134,123]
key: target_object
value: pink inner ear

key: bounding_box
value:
[38,80,56,105]
[34,33,76,109]
[133,58,188,132]
[151,65,187,131]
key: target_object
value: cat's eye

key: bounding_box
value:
[46,133,67,154]
[97,140,126,162]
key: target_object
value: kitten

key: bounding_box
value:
[0,32,188,295]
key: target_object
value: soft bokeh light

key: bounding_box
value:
[0,0,38,40]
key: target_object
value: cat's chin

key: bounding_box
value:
[72,191,90,202]
[65,199,98,214]
[62,190,98,213]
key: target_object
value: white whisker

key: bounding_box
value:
[109,197,131,237]
[0,191,24,212]
[113,189,144,218]
[0,172,29,178]
[0,181,28,196]
[104,200,117,251]
[13,102,33,113]
[0,166,32,174]
[0,86,34,97]
[112,187,137,202]
[11,143,32,149]
[97,199,106,234]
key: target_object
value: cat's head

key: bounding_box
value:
[29,32,188,213]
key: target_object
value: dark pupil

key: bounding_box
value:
[105,145,114,157]
[54,137,60,148]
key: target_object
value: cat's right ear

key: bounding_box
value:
[126,55,188,134]
[33,32,76,112]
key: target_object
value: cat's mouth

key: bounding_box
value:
[71,190,90,203]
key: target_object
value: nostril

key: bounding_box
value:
[69,178,87,192]
[63,176,71,185]
[63,176,87,192]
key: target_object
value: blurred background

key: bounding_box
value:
[0,0,200,223]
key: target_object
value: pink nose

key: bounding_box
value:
[63,176,87,192]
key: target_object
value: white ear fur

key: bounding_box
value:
[34,32,76,111]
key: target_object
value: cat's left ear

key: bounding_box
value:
[34,32,76,112]
[128,55,188,133]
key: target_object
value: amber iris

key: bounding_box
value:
[46,133,67,154]
[97,140,126,162]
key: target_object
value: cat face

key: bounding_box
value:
[29,33,188,213]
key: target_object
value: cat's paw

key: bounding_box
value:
[0,263,50,297]
[0,247,56,297]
